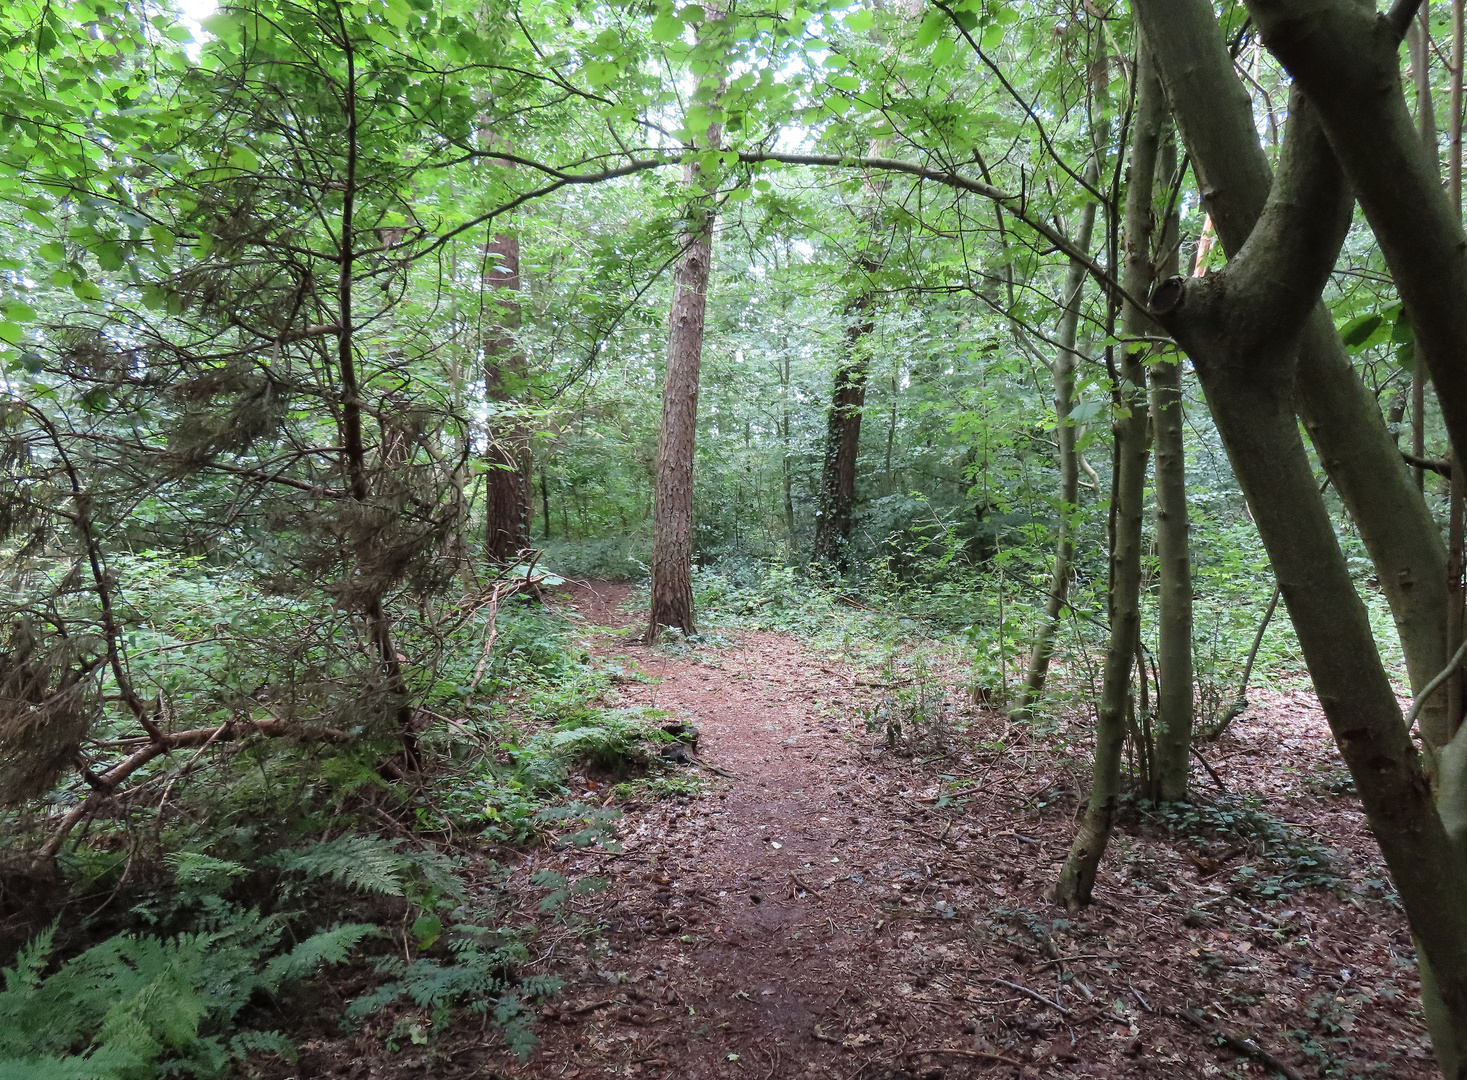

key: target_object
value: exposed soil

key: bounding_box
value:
[303,581,1432,1079]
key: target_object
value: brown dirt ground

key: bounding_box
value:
[301,581,1432,1079]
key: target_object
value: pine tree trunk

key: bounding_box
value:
[647,75,723,640]
[1147,123,1195,802]
[1054,42,1161,909]
[484,229,532,563]
[1015,150,1102,715]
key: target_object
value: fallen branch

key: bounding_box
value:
[31,719,348,869]
[690,756,737,778]
[1173,1008,1306,1080]
[913,1047,1023,1067]
[976,977,1072,1016]
[1190,745,1228,791]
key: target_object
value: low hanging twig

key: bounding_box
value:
[1406,631,1467,732]
[1198,583,1280,742]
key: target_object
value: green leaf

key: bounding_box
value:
[0,322,22,345]
[980,21,1004,50]
[1337,312,1383,349]
[3,301,36,322]
[915,11,946,48]
[846,8,874,33]
[650,13,682,42]
[1391,308,1414,345]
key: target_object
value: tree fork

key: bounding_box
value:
[1151,82,1467,1077]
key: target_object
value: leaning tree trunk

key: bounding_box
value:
[1014,148,1102,715]
[483,228,532,563]
[1147,121,1195,802]
[646,21,725,640]
[1053,41,1160,909]
[1150,75,1467,1079]
[1134,0,1451,755]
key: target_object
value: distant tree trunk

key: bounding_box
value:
[541,467,552,540]
[778,348,796,542]
[813,140,893,569]
[1014,148,1103,715]
[483,228,532,563]
[812,289,876,568]
[646,22,724,640]
[1147,122,1195,802]
[1054,42,1160,909]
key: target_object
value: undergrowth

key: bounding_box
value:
[0,561,695,1077]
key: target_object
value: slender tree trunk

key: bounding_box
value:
[1411,10,1437,496]
[813,140,893,569]
[1054,43,1159,909]
[647,17,725,639]
[1148,122,1194,802]
[483,229,532,563]
[779,349,796,541]
[334,23,416,767]
[1015,148,1102,715]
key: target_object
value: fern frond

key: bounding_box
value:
[260,924,375,987]
[268,835,411,897]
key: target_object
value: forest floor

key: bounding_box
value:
[305,581,1433,1080]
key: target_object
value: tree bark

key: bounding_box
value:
[646,16,725,640]
[1410,7,1437,495]
[1150,83,1467,1080]
[1244,0,1467,499]
[1015,148,1102,716]
[813,139,894,569]
[1053,44,1158,909]
[483,229,532,563]
[1148,119,1195,802]
[812,290,876,568]
[1134,0,1451,752]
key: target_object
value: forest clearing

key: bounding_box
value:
[6,0,1467,1077]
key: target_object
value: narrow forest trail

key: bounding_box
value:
[463,583,1433,1080]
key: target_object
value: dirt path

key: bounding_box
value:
[472,582,1430,1079]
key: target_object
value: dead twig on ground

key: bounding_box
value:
[975,977,1072,1016]
[914,1047,1024,1067]
[1173,1008,1306,1080]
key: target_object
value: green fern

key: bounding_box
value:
[345,925,559,1061]
[267,835,465,903]
[0,909,372,1080]
[267,835,414,897]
